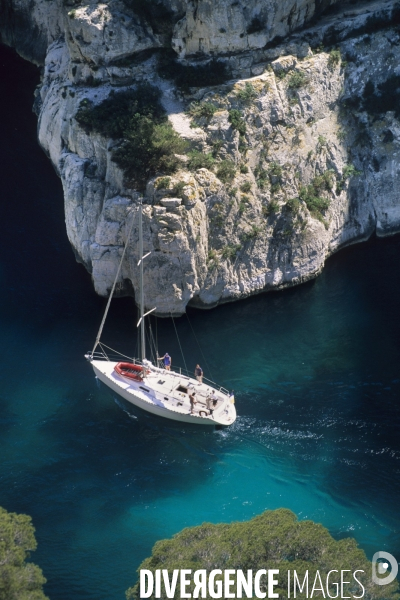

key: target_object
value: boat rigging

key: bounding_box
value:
[85,201,237,427]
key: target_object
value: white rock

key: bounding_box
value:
[159,198,182,208]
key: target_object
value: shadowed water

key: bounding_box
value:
[0,44,399,600]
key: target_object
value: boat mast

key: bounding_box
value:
[139,202,145,363]
[90,211,136,358]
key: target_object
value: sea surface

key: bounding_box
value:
[0,44,399,600]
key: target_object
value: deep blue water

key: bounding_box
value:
[0,44,400,600]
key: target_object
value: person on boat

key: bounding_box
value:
[195,364,203,383]
[206,393,214,416]
[160,353,171,370]
[209,390,218,407]
[189,391,197,414]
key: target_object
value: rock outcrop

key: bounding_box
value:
[171,0,343,57]
[1,0,400,314]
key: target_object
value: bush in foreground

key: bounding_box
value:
[0,506,48,600]
[126,508,399,600]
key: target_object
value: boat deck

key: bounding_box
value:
[91,359,236,426]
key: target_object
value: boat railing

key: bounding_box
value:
[154,360,230,396]
[87,347,135,363]
[87,348,230,396]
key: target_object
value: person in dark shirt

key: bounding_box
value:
[160,352,171,370]
[195,364,203,383]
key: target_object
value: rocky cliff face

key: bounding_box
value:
[171,0,342,57]
[0,0,343,63]
[1,0,400,315]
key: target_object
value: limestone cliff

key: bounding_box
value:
[1,0,400,315]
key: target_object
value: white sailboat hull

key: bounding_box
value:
[91,360,236,427]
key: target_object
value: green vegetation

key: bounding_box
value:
[157,51,230,91]
[299,177,331,228]
[270,183,281,195]
[312,169,335,192]
[187,151,215,171]
[238,134,248,154]
[268,162,283,194]
[337,129,346,141]
[287,70,308,89]
[75,85,187,188]
[342,164,361,179]
[240,181,251,193]
[127,508,399,600]
[211,140,223,157]
[236,82,257,104]
[239,164,249,174]
[188,101,218,120]
[241,225,262,241]
[328,48,341,69]
[254,164,268,189]
[173,181,186,198]
[221,243,242,260]
[76,85,165,137]
[228,109,246,135]
[155,176,171,190]
[112,121,186,188]
[317,135,327,148]
[216,160,236,183]
[0,506,49,600]
[238,197,248,214]
[207,249,219,269]
[263,199,279,216]
[256,178,268,189]
[336,163,362,192]
[268,161,283,179]
[286,197,301,213]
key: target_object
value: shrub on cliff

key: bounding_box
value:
[216,160,236,183]
[228,109,246,135]
[75,85,187,189]
[188,101,218,120]
[187,151,215,170]
[75,85,164,138]
[236,82,258,104]
[299,180,330,228]
[126,508,399,600]
[0,506,49,600]
[287,70,308,89]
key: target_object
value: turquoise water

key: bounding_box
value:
[0,45,399,600]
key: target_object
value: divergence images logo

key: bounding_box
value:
[372,552,398,586]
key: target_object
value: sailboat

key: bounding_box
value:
[85,202,237,427]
